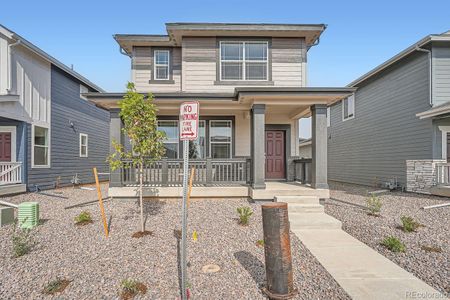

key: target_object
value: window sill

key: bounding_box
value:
[149,79,175,84]
[214,80,274,86]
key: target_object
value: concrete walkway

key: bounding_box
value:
[275,196,446,300]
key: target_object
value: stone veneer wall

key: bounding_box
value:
[406,159,446,194]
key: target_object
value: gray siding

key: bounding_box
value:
[432,44,450,106]
[328,52,433,187]
[27,66,109,190]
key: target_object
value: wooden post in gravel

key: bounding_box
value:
[261,202,297,299]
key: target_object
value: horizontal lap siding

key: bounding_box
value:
[328,52,433,186]
[272,38,304,86]
[27,66,110,189]
[432,44,450,106]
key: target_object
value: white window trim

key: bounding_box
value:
[154,50,170,80]
[327,107,331,127]
[31,124,51,168]
[209,120,233,159]
[219,41,269,82]
[79,133,88,158]
[342,95,355,121]
[438,126,450,160]
[158,120,179,158]
[0,126,17,162]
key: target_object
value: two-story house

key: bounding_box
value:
[327,31,450,196]
[87,22,354,200]
[0,25,110,195]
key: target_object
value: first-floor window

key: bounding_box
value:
[158,120,179,158]
[188,121,206,159]
[210,120,232,158]
[80,133,88,157]
[33,125,49,167]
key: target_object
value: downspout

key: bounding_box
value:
[415,45,432,106]
[7,39,21,94]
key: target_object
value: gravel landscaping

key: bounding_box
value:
[325,181,450,295]
[0,184,349,299]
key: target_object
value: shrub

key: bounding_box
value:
[256,239,265,247]
[42,278,71,295]
[381,236,406,253]
[120,279,147,299]
[236,206,253,226]
[12,223,33,258]
[400,216,420,232]
[366,195,382,216]
[74,211,92,225]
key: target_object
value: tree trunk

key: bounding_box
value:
[139,163,145,232]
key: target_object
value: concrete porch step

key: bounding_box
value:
[289,212,342,230]
[288,204,325,213]
[275,195,320,205]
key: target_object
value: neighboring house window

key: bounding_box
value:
[327,107,331,127]
[80,84,89,100]
[188,121,206,159]
[154,50,170,80]
[79,133,88,157]
[220,41,268,81]
[32,125,50,167]
[342,95,355,121]
[210,120,232,158]
[158,120,179,158]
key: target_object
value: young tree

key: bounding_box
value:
[108,82,166,232]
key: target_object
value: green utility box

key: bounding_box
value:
[18,202,39,229]
[0,206,15,227]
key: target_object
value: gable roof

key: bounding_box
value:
[0,24,105,92]
[115,22,326,54]
[348,30,450,87]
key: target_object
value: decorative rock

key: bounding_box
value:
[201,264,221,273]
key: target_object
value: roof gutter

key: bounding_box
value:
[415,45,433,106]
[7,39,21,93]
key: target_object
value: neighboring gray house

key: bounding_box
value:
[298,138,312,158]
[0,25,109,195]
[328,30,450,196]
[87,22,354,200]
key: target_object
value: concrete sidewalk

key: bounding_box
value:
[275,196,446,300]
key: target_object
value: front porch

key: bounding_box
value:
[0,162,26,196]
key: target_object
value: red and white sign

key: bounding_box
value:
[179,101,200,141]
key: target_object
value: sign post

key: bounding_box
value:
[179,101,199,300]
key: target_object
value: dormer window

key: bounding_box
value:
[220,41,268,81]
[154,50,170,80]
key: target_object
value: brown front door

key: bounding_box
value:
[0,132,12,162]
[265,130,285,179]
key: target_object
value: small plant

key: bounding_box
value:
[237,206,253,226]
[400,216,420,232]
[12,222,34,258]
[74,211,93,225]
[381,236,406,253]
[366,194,382,216]
[120,279,147,299]
[256,239,265,247]
[42,278,71,295]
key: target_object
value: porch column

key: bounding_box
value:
[311,104,328,189]
[109,110,122,187]
[251,104,266,189]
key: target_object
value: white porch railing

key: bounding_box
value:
[435,163,450,186]
[0,162,22,185]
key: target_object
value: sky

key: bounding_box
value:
[1,0,449,137]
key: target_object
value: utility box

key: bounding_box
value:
[18,202,39,229]
[0,206,15,227]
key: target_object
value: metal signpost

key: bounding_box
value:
[179,101,199,300]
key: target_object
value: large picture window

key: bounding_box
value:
[158,120,179,158]
[188,121,206,159]
[220,41,268,81]
[33,125,50,167]
[209,120,232,158]
[154,50,170,80]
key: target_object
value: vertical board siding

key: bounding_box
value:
[328,52,433,186]
[132,46,182,92]
[26,66,110,189]
[432,44,450,106]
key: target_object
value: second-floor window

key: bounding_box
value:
[342,95,355,121]
[220,41,268,81]
[154,50,170,80]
